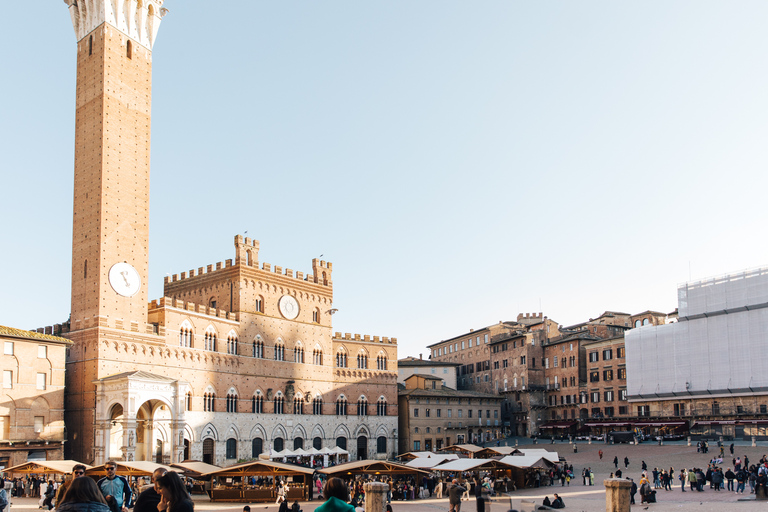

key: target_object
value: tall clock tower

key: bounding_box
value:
[65,0,166,331]
[63,0,167,462]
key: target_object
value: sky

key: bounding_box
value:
[1,2,767,359]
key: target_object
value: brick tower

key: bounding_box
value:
[63,0,167,462]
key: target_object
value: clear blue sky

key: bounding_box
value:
[2,2,767,358]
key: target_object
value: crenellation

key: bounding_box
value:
[225,259,233,267]
[262,263,271,272]
[207,264,213,273]
[296,271,303,280]
[274,266,282,274]
[180,271,186,279]
[286,269,293,278]
[198,267,204,275]
[172,274,178,282]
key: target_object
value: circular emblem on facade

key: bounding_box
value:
[278,295,300,320]
[108,262,141,297]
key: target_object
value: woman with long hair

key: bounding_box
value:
[56,477,110,512]
[156,472,194,512]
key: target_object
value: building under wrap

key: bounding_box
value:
[627,267,768,400]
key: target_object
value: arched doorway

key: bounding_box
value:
[202,438,215,464]
[356,436,367,460]
[108,404,125,460]
[183,439,190,461]
[136,400,173,463]
[274,437,284,452]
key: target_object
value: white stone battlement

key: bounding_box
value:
[64,0,168,50]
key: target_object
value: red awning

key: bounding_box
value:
[583,422,632,427]
[632,420,687,427]
[539,421,577,429]
[692,420,736,426]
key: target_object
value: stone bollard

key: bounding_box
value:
[753,436,757,447]
[364,482,389,512]
[687,436,691,447]
[604,478,632,512]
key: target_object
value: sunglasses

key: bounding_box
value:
[74,471,85,475]
[106,467,117,471]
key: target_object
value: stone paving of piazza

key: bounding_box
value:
[7,439,768,511]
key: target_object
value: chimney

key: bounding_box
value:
[419,353,422,360]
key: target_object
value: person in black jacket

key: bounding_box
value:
[133,468,167,512]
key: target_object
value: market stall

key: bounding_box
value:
[3,460,93,475]
[203,460,314,502]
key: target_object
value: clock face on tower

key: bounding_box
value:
[108,262,141,297]
[278,295,300,320]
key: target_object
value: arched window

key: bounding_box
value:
[88,36,93,56]
[84,259,88,279]
[204,331,217,351]
[226,393,238,413]
[313,308,320,323]
[335,396,347,416]
[273,437,284,452]
[274,341,285,361]
[357,397,368,416]
[313,396,323,415]
[336,350,347,368]
[313,348,323,365]
[377,398,387,416]
[336,437,347,450]
[357,352,368,369]
[642,318,650,326]
[293,396,303,415]
[376,354,387,370]
[294,345,305,364]
[255,296,264,313]
[253,338,264,358]
[293,437,304,450]
[313,437,322,450]
[186,392,192,411]
[251,438,263,458]
[226,438,237,459]
[274,395,284,414]
[126,40,132,59]
[203,393,216,412]
[227,334,238,355]
[252,394,263,414]
[634,320,641,328]
[376,436,387,454]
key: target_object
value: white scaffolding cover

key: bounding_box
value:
[627,267,768,398]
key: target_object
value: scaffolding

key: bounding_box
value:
[627,267,768,399]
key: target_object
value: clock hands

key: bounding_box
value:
[120,270,131,287]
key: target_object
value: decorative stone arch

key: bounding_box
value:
[249,424,267,440]
[226,386,238,397]
[225,424,240,441]
[203,384,218,396]
[374,424,389,439]
[353,424,370,438]
[183,424,196,443]
[333,424,351,439]
[358,394,368,403]
[310,424,325,440]
[201,423,219,441]
[291,423,307,440]
[271,424,288,440]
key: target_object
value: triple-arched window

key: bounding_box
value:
[336,396,348,416]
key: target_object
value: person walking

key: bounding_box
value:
[624,457,630,469]
[448,479,466,512]
[730,443,735,456]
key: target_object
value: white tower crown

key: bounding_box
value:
[64,0,168,50]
